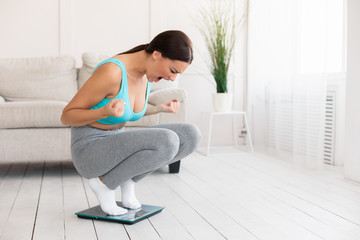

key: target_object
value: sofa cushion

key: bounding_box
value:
[0,128,71,161]
[78,52,109,88]
[78,52,179,91]
[0,100,68,129]
[148,88,188,105]
[0,55,77,102]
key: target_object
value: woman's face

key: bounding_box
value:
[146,51,189,82]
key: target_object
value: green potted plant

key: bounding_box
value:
[197,0,247,112]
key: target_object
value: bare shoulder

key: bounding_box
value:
[90,62,123,86]
[63,61,123,111]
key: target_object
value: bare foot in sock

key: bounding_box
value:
[121,179,141,209]
[89,177,128,215]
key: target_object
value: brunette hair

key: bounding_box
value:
[118,30,193,64]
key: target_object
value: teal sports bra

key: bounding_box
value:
[89,58,151,125]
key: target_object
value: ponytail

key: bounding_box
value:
[117,44,149,55]
[118,30,193,64]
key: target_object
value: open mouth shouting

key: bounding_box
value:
[155,77,163,82]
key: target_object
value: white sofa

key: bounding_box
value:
[0,53,187,173]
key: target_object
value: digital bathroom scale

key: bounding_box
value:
[75,202,165,225]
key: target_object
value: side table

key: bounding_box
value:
[202,111,254,155]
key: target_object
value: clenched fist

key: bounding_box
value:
[158,99,180,113]
[103,99,126,118]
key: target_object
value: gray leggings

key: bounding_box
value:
[71,123,202,190]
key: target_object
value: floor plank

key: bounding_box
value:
[181,155,302,240]
[157,172,257,240]
[82,176,130,240]
[62,161,97,240]
[220,154,360,239]
[203,153,360,240]
[144,172,227,240]
[316,173,360,195]
[0,162,43,240]
[233,162,352,239]
[122,217,161,240]
[1,151,360,240]
[126,177,194,240]
[32,162,65,240]
[239,154,360,212]
[0,162,12,184]
[0,163,28,236]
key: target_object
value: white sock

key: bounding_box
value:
[121,179,141,209]
[88,177,128,215]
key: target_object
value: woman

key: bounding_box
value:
[61,30,202,215]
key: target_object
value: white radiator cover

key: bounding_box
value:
[324,91,336,165]
[266,85,345,166]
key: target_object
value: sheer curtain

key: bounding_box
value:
[248,0,346,168]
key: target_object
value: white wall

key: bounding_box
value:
[344,0,360,182]
[0,0,59,57]
[0,0,247,147]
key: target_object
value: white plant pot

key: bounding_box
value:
[212,93,233,112]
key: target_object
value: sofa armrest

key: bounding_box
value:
[148,88,187,106]
[0,96,5,103]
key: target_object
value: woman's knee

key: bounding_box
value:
[182,123,202,147]
[155,129,180,158]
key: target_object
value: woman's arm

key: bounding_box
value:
[61,64,125,126]
[144,99,180,116]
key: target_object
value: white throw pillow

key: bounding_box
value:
[78,52,109,89]
[0,55,77,102]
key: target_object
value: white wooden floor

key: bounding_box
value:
[1,152,360,240]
